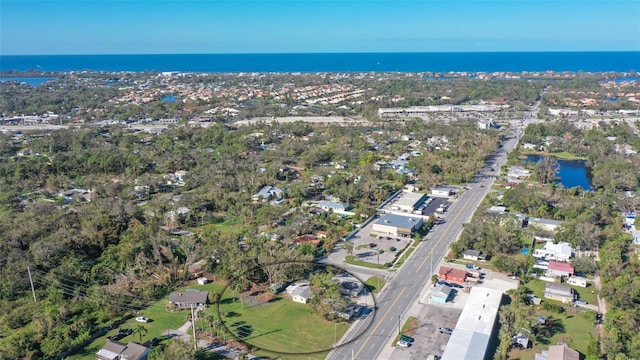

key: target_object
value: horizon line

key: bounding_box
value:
[2,50,640,56]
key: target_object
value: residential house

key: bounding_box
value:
[168,290,209,309]
[438,266,467,284]
[543,283,574,303]
[291,286,311,304]
[96,340,150,360]
[528,217,562,233]
[252,186,283,202]
[462,249,482,261]
[486,206,507,215]
[546,261,574,278]
[533,241,573,262]
[293,235,321,246]
[507,166,531,179]
[317,201,354,216]
[332,275,364,297]
[430,284,454,303]
[535,344,580,360]
[336,304,362,320]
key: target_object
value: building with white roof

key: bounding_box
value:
[441,287,504,360]
[533,241,573,262]
[388,191,428,213]
[372,214,423,237]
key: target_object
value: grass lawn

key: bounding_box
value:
[69,282,228,360]
[525,279,598,306]
[392,247,415,269]
[392,316,419,345]
[215,290,349,358]
[509,309,597,360]
[365,276,386,294]
[345,255,390,269]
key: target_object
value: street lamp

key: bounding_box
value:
[397,314,401,336]
[334,322,348,346]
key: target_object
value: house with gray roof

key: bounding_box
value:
[96,340,150,360]
[168,290,209,309]
[252,186,283,202]
[543,283,574,303]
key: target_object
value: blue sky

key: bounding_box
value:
[1,0,639,54]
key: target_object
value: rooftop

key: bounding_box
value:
[375,213,423,229]
[441,287,503,360]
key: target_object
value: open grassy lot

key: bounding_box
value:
[69,282,227,360]
[215,289,349,358]
[509,309,597,360]
[365,276,386,294]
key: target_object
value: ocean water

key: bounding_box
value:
[1,52,639,73]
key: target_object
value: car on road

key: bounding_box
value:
[390,246,397,252]
[439,327,453,334]
[397,340,410,348]
[479,184,485,188]
[136,316,150,323]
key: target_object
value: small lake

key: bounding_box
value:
[0,77,55,86]
[161,95,177,102]
[525,155,592,190]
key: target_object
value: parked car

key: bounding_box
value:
[439,327,453,334]
[136,316,150,323]
[397,340,410,348]
[400,334,415,343]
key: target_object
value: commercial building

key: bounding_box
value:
[438,266,467,284]
[372,214,423,237]
[430,284,454,303]
[441,287,504,360]
[431,186,453,198]
[388,191,428,213]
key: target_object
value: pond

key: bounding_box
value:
[0,77,55,86]
[161,95,177,102]
[525,155,592,190]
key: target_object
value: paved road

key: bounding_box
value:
[326,114,537,360]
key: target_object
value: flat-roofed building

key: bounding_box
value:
[372,214,423,237]
[389,191,428,213]
[441,287,504,360]
[438,266,467,284]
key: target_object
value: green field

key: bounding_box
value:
[70,282,227,360]
[215,288,349,358]
[509,309,597,360]
[365,276,386,294]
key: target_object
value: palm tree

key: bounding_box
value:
[132,324,148,342]
[344,242,354,257]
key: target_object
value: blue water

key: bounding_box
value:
[161,95,177,102]
[1,52,638,73]
[525,155,592,190]
[0,76,55,86]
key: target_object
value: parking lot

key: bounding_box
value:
[350,218,411,266]
[387,263,519,359]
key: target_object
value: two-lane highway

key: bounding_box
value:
[327,118,531,360]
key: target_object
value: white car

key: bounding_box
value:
[135,316,150,323]
[397,340,410,348]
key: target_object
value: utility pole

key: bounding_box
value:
[190,304,197,350]
[397,314,401,336]
[27,266,37,302]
